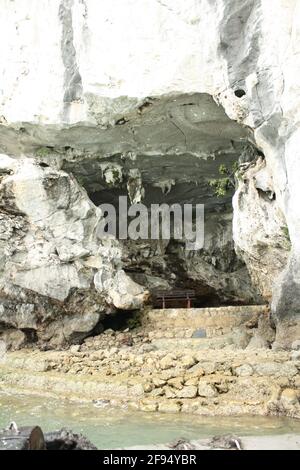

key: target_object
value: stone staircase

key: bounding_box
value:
[0,304,299,418]
[143,305,268,330]
[141,305,269,351]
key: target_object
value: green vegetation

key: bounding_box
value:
[280,225,291,251]
[110,168,123,186]
[127,312,142,330]
[208,177,232,197]
[35,146,53,157]
[208,162,239,197]
[75,174,86,186]
[281,225,291,242]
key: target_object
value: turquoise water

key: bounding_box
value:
[1,392,300,449]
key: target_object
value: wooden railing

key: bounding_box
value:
[153,289,196,309]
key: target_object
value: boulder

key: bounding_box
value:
[198,381,218,398]
[0,329,27,351]
[158,401,181,414]
[175,386,198,399]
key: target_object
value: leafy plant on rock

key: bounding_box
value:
[208,162,239,198]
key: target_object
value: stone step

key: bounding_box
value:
[151,337,226,351]
[142,305,268,330]
[0,367,144,402]
[151,331,251,351]
[1,349,298,419]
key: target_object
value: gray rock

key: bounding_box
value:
[0,329,27,351]
[235,364,253,377]
[291,340,300,351]
[198,381,218,398]
[0,160,147,347]
[254,362,298,379]
[280,389,299,407]
[44,428,98,450]
[246,334,269,350]
[175,386,198,399]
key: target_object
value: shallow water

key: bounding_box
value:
[1,392,300,449]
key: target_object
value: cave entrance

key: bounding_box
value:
[61,92,262,308]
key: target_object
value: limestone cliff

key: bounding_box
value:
[0,0,299,348]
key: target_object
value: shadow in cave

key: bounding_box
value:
[61,92,266,311]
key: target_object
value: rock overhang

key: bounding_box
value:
[0,92,254,211]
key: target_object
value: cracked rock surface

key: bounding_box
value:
[0,0,300,347]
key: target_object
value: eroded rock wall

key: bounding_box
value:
[0,156,147,347]
[0,0,299,347]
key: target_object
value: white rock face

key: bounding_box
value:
[0,0,300,346]
[233,157,290,301]
[0,0,224,126]
[0,154,147,346]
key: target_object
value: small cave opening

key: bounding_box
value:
[234,89,246,98]
[257,188,276,201]
[83,310,143,344]
[21,328,38,344]
[0,326,38,351]
[100,310,140,332]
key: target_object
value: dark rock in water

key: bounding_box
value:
[44,428,97,450]
[93,399,110,408]
[209,434,243,450]
[0,423,97,450]
[168,437,197,450]
[168,435,242,450]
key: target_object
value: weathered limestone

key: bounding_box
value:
[0,306,299,418]
[0,0,300,345]
[0,156,147,347]
[1,347,299,418]
[144,305,268,329]
[233,158,291,301]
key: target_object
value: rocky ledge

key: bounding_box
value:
[1,307,299,418]
[2,425,299,450]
